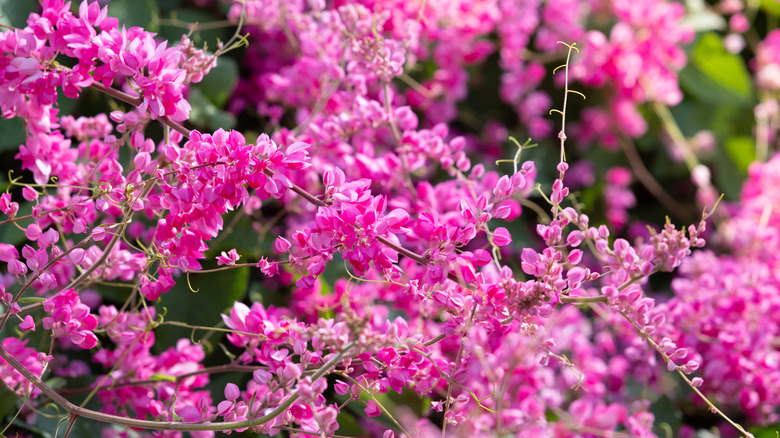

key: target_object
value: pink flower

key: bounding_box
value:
[364,400,382,417]
[492,227,512,246]
[8,259,28,276]
[91,226,108,242]
[273,237,291,253]
[69,248,86,265]
[216,249,240,266]
[224,382,240,401]
[42,289,98,350]
[0,244,19,262]
[19,315,35,331]
[22,186,38,201]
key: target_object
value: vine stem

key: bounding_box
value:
[442,302,478,438]
[557,42,575,167]
[619,312,753,438]
[0,341,355,432]
[63,178,155,292]
[62,413,78,438]
[336,372,411,437]
[650,101,699,173]
[0,204,77,226]
[619,136,694,223]
[89,81,143,106]
[59,364,263,396]
[755,94,771,163]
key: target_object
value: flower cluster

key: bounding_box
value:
[4,0,215,187]
[42,288,98,349]
[93,305,212,431]
[0,338,46,397]
[654,155,780,423]
[572,0,693,139]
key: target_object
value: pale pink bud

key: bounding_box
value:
[334,380,350,395]
[492,227,511,246]
[8,259,27,275]
[274,236,291,253]
[22,186,38,201]
[224,383,240,401]
[69,248,86,265]
[91,227,107,241]
[19,315,35,331]
[253,369,272,385]
[0,243,19,262]
[567,249,583,265]
[364,400,382,417]
[691,164,711,187]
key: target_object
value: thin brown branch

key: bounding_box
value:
[90,81,143,107]
[159,116,192,137]
[89,82,192,138]
[59,364,263,396]
[619,137,694,223]
[262,168,327,207]
[0,341,355,432]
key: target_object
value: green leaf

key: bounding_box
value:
[156,0,183,12]
[188,87,237,131]
[649,395,682,433]
[210,212,267,259]
[0,387,18,423]
[334,408,368,436]
[198,57,239,108]
[713,142,746,200]
[0,92,76,155]
[205,109,237,131]
[680,32,754,106]
[0,118,25,153]
[671,99,752,141]
[760,0,780,16]
[107,0,159,31]
[750,423,780,438]
[11,407,106,438]
[155,266,249,352]
[43,377,67,390]
[724,136,756,174]
[150,373,177,382]
[0,0,37,28]
[159,9,231,50]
